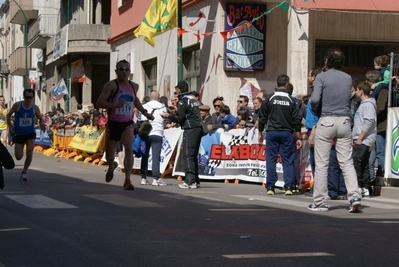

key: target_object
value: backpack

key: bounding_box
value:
[132,134,146,158]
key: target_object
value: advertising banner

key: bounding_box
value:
[69,126,105,153]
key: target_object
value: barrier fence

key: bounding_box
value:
[34,126,313,189]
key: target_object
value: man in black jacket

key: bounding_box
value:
[258,75,302,196]
[162,80,202,189]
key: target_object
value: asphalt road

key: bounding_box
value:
[1,149,399,267]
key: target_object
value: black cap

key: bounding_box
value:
[175,80,189,92]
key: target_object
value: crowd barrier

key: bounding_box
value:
[34,126,313,189]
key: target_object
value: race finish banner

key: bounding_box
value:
[69,126,105,153]
[173,128,311,187]
[133,128,182,173]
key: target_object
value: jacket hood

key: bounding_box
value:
[145,100,165,110]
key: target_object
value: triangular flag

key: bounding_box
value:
[278,1,289,13]
[178,28,189,38]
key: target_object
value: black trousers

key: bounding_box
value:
[182,127,202,185]
[353,143,371,188]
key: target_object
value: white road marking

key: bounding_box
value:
[209,208,275,212]
[84,194,163,207]
[222,252,334,259]
[5,195,77,209]
[368,221,399,224]
[0,227,29,232]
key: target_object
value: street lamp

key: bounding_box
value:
[11,0,28,89]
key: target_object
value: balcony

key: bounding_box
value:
[47,24,110,65]
[10,0,38,25]
[10,47,32,76]
[28,15,58,49]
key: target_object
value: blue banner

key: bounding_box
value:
[35,128,52,146]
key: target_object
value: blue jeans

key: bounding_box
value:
[266,130,295,189]
[140,135,163,179]
[369,132,385,181]
[328,145,347,198]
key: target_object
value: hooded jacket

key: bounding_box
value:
[352,97,377,147]
[139,100,167,137]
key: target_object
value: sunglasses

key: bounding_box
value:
[237,100,243,103]
[25,96,34,99]
[118,67,130,72]
[214,105,221,108]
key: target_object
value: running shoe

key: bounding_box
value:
[152,178,167,186]
[105,162,118,183]
[349,197,361,213]
[20,172,28,181]
[123,179,135,190]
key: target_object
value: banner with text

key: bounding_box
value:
[69,126,105,153]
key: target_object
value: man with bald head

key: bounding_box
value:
[139,90,168,186]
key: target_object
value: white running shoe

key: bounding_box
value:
[140,178,150,185]
[152,178,167,186]
[20,172,28,181]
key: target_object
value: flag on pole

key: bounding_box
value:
[133,0,178,47]
[50,78,68,102]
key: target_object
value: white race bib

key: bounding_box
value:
[19,118,33,127]
[115,102,133,116]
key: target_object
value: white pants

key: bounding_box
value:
[313,116,361,205]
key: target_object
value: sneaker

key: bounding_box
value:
[115,165,123,172]
[308,202,329,212]
[196,183,201,188]
[266,188,275,195]
[152,178,167,186]
[349,197,361,213]
[337,195,348,200]
[285,189,293,195]
[178,182,197,189]
[20,172,28,181]
[362,187,370,198]
[123,179,135,190]
[141,178,150,185]
[105,162,118,183]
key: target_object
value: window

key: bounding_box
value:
[118,0,128,8]
[315,41,399,74]
[143,58,157,97]
[183,44,201,92]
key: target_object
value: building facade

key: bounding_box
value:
[109,0,399,111]
[0,0,111,113]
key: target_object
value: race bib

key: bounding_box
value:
[19,117,33,127]
[115,102,133,116]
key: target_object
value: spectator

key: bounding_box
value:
[258,74,302,196]
[220,105,238,130]
[352,82,377,198]
[199,105,212,125]
[207,96,224,132]
[162,80,202,189]
[309,47,362,213]
[140,90,168,186]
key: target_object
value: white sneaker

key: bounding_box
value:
[140,178,150,185]
[362,187,370,198]
[178,182,197,189]
[152,178,167,186]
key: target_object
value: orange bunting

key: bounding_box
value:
[177,28,189,37]
[193,33,201,41]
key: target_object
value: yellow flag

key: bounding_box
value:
[134,0,178,47]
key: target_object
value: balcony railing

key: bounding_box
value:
[0,59,9,75]
[10,47,32,76]
[28,15,59,48]
[10,0,38,25]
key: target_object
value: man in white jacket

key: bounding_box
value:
[139,90,167,186]
[352,81,377,198]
